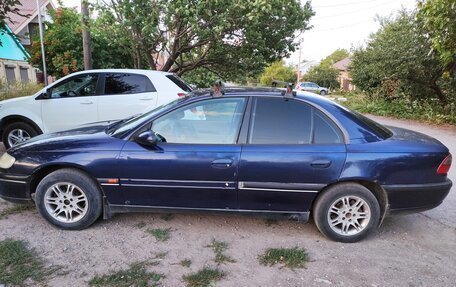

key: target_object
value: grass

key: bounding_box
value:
[339,92,456,125]
[0,81,43,101]
[180,259,192,268]
[0,239,56,286]
[206,239,236,264]
[259,247,309,269]
[135,221,146,229]
[183,267,225,287]
[160,214,174,221]
[88,262,163,287]
[147,228,171,242]
[0,203,35,220]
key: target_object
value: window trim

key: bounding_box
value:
[246,97,347,145]
[40,73,103,100]
[129,96,249,145]
[101,72,156,96]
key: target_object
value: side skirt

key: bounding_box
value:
[107,204,310,222]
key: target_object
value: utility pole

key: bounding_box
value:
[81,0,92,70]
[296,38,303,84]
[36,0,47,85]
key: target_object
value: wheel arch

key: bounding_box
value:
[312,179,388,224]
[29,163,104,198]
[1,115,44,134]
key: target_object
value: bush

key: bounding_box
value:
[0,82,43,101]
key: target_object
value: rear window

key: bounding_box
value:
[166,75,192,92]
[351,110,393,139]
[105,73,156,95]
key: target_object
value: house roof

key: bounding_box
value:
[0,25,30,61]
[5,0,53,34]
[333,57,352,71]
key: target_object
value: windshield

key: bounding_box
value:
[107,97,187,138]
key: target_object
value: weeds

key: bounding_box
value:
[88,262,163,287]
[183,267,225,287]
[147,228,171,242]
[0,203,35,220]
[135,221,146,229]
[0,239,58,286]
[0,82,43,101]
[259,247,309,269]
[160,214,174,221]
[206,239,236,264]
[180,259,192,268]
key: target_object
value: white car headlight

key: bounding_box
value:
[0,153,16,169]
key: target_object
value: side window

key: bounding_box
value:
[50,74,99,98]
[249,98,312,144]
[104,73,156,95]
[313,110,343,144]
[152,98,246,144]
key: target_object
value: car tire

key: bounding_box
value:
[320,90,327,96]
[313,183,380,243]
[35,168,103,230]
[2,121,39,148]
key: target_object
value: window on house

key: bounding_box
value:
[20,68,29,83]
[5,67,16,84]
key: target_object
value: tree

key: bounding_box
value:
[304,65,339,89]
[320,49,349,67]
[259,61,296,86]
[350,10,449,104]
[95,0,314,79]
[29,8,133,78]
[418,0,456,74]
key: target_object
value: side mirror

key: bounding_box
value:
[36,89,51,100]
[134,130,159,147]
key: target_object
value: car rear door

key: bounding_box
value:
[40,73,100,132]
[238,97,346,212]
[97,73,159,122]
[118,97,247,210]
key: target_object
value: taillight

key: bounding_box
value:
[177,93,186,97]
[437,154,452,175]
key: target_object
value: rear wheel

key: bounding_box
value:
[313,183,380,242]
[2,121,39,148]
[320,90,327,96]
[35,169,102,230]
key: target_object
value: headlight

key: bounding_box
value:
[0,153,16,169]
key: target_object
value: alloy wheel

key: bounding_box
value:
[7,129,31,146]
[43,182,88,223]
[327,195,371,236]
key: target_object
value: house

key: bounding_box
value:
[333,57,356,91]
[0,25,37,84]
[5,0,55,49]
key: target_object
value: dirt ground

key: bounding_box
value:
[1,116,455,287]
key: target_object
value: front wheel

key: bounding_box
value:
[320,90,327,96]
[35,169,102,230]
[313,183,380,243]
[2,121,39,148]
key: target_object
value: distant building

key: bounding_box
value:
[0,25,37,84]
[333,57,356,91]
[5,0,55,49]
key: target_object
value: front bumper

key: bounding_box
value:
[0,173,31,203]
[382,179,452,214]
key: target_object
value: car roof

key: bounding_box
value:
[65,69,173,76]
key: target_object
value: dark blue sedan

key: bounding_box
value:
[0,88,452,242]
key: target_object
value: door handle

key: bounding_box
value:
[139,97,153,101]
[80,101,93,105]
[310,160,332,168]
[211,158,233,168]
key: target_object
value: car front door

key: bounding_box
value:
[238,97,346,212]
[97,73,159,122]
[119,97,247,210]
[41,73,100,132]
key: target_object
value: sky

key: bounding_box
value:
[60,0,418,64]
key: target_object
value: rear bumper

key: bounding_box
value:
[382,179,452,214]
[0,173,31,203]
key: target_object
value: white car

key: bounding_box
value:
[0,69,192,148]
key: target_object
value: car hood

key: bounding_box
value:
[8,122,125,154]
[0,95,34,106]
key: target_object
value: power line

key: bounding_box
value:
[313,0,398,20]
[313,0,380,8]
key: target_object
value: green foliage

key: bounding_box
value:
[320,48,349,67]
[180,259,192,268]
[0,239,54,285]
[304,64,339,89]
[0,81,43,100]
[259,61,296,86]
[88,262,163,287]
[95,0,314,80]
[29,8,133,78]
[206,239,236,264]
[0,203,34,220]
[350,10,454,104]
[183,267,225,287]
[342,93,456,125]
[182,67,221,88]
[418,0,456,70]
[147,228,171,242]
[259,247,309,269]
